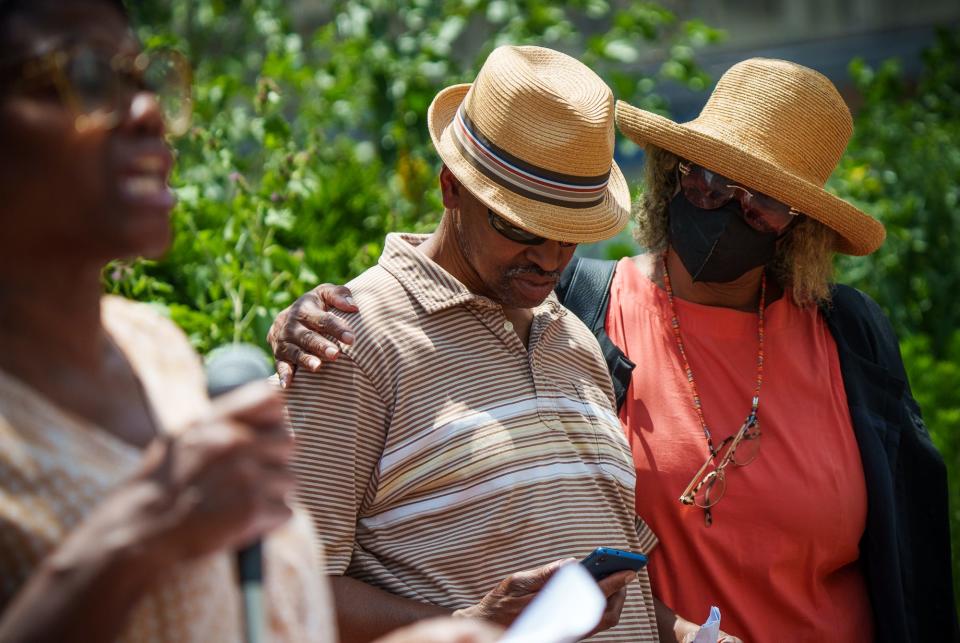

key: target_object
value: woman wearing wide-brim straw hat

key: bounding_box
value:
[552,57,955,642]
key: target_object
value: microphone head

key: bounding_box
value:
[205,343,274,398]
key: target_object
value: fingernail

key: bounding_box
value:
[306,356,322,370]
[345,296,356,307]
[279,374,288,388]
[324,347,338,359]
[342,331,355,344]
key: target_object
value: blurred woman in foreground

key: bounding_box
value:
[0,0,337,639]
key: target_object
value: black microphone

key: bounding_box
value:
[205,343,275,643]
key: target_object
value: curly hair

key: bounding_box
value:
[632,145,838,307]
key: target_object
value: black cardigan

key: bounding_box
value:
[556,257,959,643]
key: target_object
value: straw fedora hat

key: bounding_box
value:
[428,45,630,244]
[616,58,885,255]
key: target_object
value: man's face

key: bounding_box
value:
[441,167,578,309]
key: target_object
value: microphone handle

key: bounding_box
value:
[203,344,276,643]
[238,542,266,643]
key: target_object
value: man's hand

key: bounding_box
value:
[583,569,638,637]
[454,560,634,635]
[453,559,570,626]
[267,284,358,387]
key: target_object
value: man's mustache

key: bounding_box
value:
[504,264,562,279]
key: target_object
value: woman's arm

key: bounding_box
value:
[0,382,296,642]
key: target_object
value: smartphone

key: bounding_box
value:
[580,547,648,581]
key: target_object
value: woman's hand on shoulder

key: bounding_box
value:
[267,284,358,388]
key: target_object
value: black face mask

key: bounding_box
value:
[667,192,778,283]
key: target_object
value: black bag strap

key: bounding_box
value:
[556,257,636,411]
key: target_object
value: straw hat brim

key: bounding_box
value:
[616,100,885,256]
[428,84,631,244]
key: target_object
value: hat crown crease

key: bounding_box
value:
[462,45,616,179]
[613,57,886,256]
[426,45,631,245]
[691,58,852,186]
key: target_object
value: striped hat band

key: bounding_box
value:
[451,105,611,209]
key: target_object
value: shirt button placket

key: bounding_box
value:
[529,315,560,429]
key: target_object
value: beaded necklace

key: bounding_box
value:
[661,253,766,458]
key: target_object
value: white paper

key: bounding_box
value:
[499,563,606,643]
[691,606,722,643]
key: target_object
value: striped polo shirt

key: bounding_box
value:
[286,233,659,641]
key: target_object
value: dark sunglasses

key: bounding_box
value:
[678,160,803,235]
[487,209,576,247]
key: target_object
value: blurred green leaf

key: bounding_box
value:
[108,0,717,355]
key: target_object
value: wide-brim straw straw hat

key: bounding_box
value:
[616,58,885,256]
[428,45,630,244]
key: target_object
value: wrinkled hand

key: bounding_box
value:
[132,381,297,562]
[372,617,502,643]
[267,283,358,388]
[453,559,571,626]
[454,560,634,635]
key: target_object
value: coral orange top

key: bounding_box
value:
[606,258,874,642]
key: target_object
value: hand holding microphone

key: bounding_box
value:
[205,344,283,643]
[132,361,294,565]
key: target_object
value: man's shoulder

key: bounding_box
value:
[554,300,605,345]
[312,265,421,377]
[551,306,609,370]
[545,302,617,407]
[336,264,417,323]
[344,263,400,298]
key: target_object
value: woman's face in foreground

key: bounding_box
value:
[0,1,175,267]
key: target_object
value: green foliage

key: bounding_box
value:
[105,0,721,353]
[900,331,960,611]
[831,29,960,355]
[107,0,957,606]
[832,29,960,610]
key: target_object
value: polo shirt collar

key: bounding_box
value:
[379,232,565,319]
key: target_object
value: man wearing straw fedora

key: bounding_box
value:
[280,45,700,642]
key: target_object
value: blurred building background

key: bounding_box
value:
[291,0,960,120]
[654,0,960,120]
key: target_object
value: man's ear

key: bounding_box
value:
[439,165,461,210]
